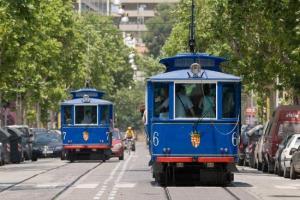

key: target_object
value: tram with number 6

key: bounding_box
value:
[145,1,241,186]
[60,88,113,162]
[145,53,241,185]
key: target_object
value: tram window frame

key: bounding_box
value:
[62,106,72,126]
[100,105,110,125]
[153,83,170,119]
[174,82,217,119]
[222,83,237,119]
[74,105,98,126]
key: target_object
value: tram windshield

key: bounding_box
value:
[175,83,216,118]
[75,105,97,125]
[222,84,237,118]
[153,83,169,119]
[63,106,72,125]
[100,105,110,125]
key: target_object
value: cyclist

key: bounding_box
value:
[125,127,136,151]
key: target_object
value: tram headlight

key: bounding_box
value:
[190,63,201,77]
[83,95,90,103]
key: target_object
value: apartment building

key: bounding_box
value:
[76,0,179,33]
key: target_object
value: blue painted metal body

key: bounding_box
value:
[145,53,241,162]
[60,88,113,148]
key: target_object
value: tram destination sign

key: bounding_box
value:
[174,58,215,68]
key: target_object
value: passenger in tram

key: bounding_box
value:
[155,87,169,119]
[82,109,93,124]
[198,84,216,118]
[175,84,195,118]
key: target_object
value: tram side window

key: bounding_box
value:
[75,105,97,125]
[100,105,110,124]
[63,106,72,125]
[222,84,236,118]
[175,83,216,118]
[153,83,169,119]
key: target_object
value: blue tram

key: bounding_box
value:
[145,53,241,185]
[60,88,113,162]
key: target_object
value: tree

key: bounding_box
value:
[143,3,177,58]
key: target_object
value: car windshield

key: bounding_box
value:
[112,131,121,140]
[34,134,61,145]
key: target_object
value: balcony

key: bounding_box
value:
[119,24,147,32]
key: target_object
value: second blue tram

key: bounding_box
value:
[145,53,241,185]
[60,88,113,162]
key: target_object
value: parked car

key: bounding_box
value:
[0,128,11,164]
[277,133,300,178]
[111,129,124,160]
[254,121,270,171]
[244,124,263,168]
[31,132,62,161]
[5,127,23,163]
[290,145,300,179]
[7,125,33,160]
[0,142,3,165]
[274,134,294,176]
[237,125,251,166]
[262,105,300,173]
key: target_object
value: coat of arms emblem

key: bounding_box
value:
[190,131,201,148]
[83,131,89,141]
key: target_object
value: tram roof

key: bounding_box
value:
[148,69,241,81]
[159,53,227,72]
[61,98,113,105]
[70,88,105,99]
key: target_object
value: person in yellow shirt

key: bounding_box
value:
[124,127,136,151]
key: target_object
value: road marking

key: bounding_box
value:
[115,182,136,188]
[275,185,298,190]
[106,154,133,200]
[0,184,13,187]
[36,183,60,188]
[91,160,124,199]
[75,183,98,189]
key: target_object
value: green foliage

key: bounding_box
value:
[143,3,177,58]
[0,1,133,126]
[112,84,145,131]
[163,0,300,101]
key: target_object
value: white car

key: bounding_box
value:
[280,133,300,178]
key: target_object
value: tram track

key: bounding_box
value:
[222,187,241,200]
[0,162,70,193]
[164,187,172,200]
[164,185,242,200]
[51,162,103,200]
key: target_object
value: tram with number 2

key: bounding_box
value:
[145,0,241,186]
[60,88,113,162]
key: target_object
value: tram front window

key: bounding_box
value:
[100,105,110,125]
[63,106,72,125]
[153,83,169,119]
[222,84,236,118]
[75,105,97,125]
[175,83,216,118]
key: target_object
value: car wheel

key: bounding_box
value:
[257,162,262,170]
[262,160,268,172]
[237,158,244,166]
[31,154,37,162]
[283,167,290,178]
[290,163,297,180]
[119,152,124,160]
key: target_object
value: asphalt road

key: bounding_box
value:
[1,142,300,200]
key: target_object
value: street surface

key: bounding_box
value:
[1,142,300,200]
